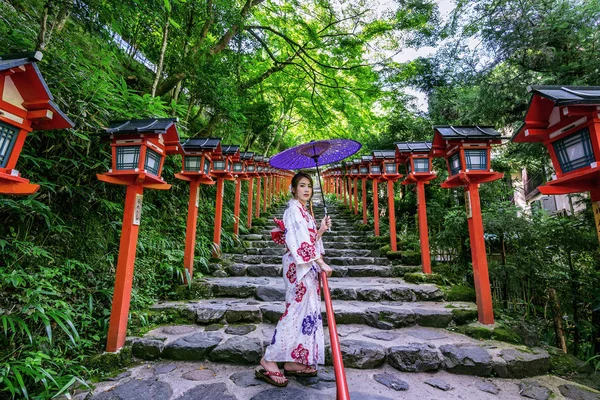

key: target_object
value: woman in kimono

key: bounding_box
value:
[255,172,332,387]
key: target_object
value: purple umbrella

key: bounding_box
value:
[269,139,361,215]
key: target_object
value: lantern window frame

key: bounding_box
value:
[413,158,430,173]
[0,121,19,169]
[370,165,381,174]
[144,148,162,176]
[116,145,141,171]
[448,152,461,176]
[553,127,595,173]
[213,160,226,171]
[464,149,488,171]
[359,166,369,175]
[247,165,256,173]
[184,155,202,172]
[233,162,244,173]
[203,158,211,174]
[384,162,397,175]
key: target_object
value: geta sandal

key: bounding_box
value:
[255,367,289,387]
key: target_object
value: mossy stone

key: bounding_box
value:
[451,309,478,325]
[87,346,133,373]
[404,272,445,285]
[548,347,594,375]
[445,285,476,302]
[172,281,213,300]
[400,251,421,266]
[380,244,391,253]
[493,328,521,344]
[386,251,403,260]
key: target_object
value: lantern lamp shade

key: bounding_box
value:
[352,168,358,174]
[464,149,487,170]
[0,122,19,168]
[184,156,202,172]
[257,166,263,172]
[204,158,211,174]
[553,127,595,173]
[413,158,429,172]
[144,148,162,176]
[384,163,397,174]
[371,165,381,174]
[449,152,461,176]
[360,166,369,174]
[247,165,255,172]
[233,162,244,172]
[116,145,141,171]
[213,160,226,171]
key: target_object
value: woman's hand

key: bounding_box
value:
[319,261,333,277]
[319,215,332,235]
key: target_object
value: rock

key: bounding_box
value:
[260,303,284,323]
[131,338,164,360]
[230,371,266,388]
[225,306,262,323]
[406,328,447,341]
[336,326,360,337]
[162,332,223,360]
[387,343,442,372]
[225,324,257,336]
[212,281,256,297]
[106,371,131,381]
[209,336,262,364]
[92,378,172,400]
[175,383,236,400]
[373,373,409,391]
[558,384,600,400]
[425,377,452,391]
[364,307,415,330]
[414,285,444,300]
[182,368,216,381]
[349,393,395,400]
[330,287,357,300]
[385,287,416,302]
[229,263,248,276]
[518,381,552,400]
[414,309,453,328]
[337,340,386,368]
[476,379,500,394]
[296,370,336,390]
[494,348,550,378]
[356,288,383,301]
[205,324,222,331]
[153,363,176,375]
[363,331,400,341]
[256,285,286,301]
[440,344,493,376]
[162,326,195,335]
[195,305,228,324]
[250,387,323,400]
[213,269,229,277]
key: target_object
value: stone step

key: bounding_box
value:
[241,234,374,244]
[190,277,442,302]
[226,263,401,278]
[242,240,372,250]
[150,298,474,329]
[88,359,582,400]
[128,322,551,381]
[256,228,366,235]
[238,248,374,257]
[230,254,390,266]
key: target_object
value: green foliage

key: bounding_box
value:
[404,272,446,285]
[445,285,477,302]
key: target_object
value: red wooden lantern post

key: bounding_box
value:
[345,161,354,211]
[175,138,220,282]
[368,159,382,236]
[210,144,240,256]
[255,156,264,218]
[233,152,253,236]
[374,150,403,251]
[0,52,74,194]
[352,159,360,215]
[432,126,503,324]
[396,142,436,274]
[97,118,181,352]
[359,156,371,224]
[245,156,256,228]
[263,158,270,213]
[512,85,600,353]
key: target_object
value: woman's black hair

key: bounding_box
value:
[291,172,313,199]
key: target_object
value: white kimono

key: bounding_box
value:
[264,199,325,367]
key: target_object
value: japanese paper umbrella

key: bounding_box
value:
[269,139,361,215]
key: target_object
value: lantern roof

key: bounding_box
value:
[107,118,177,135]
[181,137,221,151]
[372,150,396,160]
[433,126,500,140]
[361,155,372,163]
[240,152,254,160]
[221,144,240,155]
[254,155,264,162]
[395,141,432,153]
[0,51,74,130]
[526,85,600,106]
[353,159,361,165]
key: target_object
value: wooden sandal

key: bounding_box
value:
[283,366,318,377]
[255,367,289,387]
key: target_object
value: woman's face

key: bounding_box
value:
[294,177,313,202]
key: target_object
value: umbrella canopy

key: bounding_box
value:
[269,139,361,215]
[270,139,361,169]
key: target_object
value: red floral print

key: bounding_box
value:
[286,263,297,284]
[298,205,310,223]
[280,302,290,321]
[308,228,317,244]
[291,343,309,365]
[295,282,307,303]
[297,241,316,262]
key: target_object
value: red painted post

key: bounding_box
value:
[233,178,242,236]
[106,184,144,352]
[362,178,367,224]
[321,272,350,400]
[416,181,432,274]
[373,179,380,236]
[348,178,353,211]
[183,180,200,283]
[466,183,494,324]
[343,178,347,206]
[387,179,397,251]
[263,176,268,213]
[256,177,261,218]
[353,178,358,215]
[213,177,225,255]
[247,178,254,228]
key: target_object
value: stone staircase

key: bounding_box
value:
[84,189,598,400]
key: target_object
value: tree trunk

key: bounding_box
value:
[151,11,171,97]
[549,288,568,353]
[568,251,581,355]
[198,112,221,137]
[36,0,52,52]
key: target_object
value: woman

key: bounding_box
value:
[255,172,333,387]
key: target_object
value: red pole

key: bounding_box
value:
[247,178,254,228]
[466,183,494,324]
[348,178,353,211]
[416,181,432,274]
[106,184,144,352]
[353,178,358,215]
[321,272,350,400]
[387,179,397,252]
[233,178,242,236]
[343,178,347,206]
[213,178,224,255]
[263,176,268,213]
[256,177,261,218]
[362,178,367,224]
[183,180,200,284]
[373,179,380,236]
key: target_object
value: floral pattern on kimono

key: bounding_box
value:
[263,199,326,367]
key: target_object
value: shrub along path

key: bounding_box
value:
[83,190,599,400]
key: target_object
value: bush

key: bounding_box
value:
[445,285,476,302]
